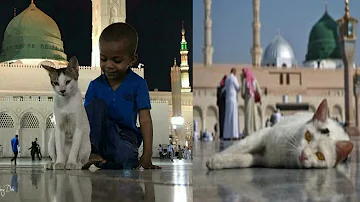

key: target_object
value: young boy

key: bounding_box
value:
[83,22,160,170]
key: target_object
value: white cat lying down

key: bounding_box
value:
[206,99,354,170]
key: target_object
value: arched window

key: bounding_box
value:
[32,44,35,48]
[41,44,44,49]
[282,63,287,68]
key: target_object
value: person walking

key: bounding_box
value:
[11,135,19,165]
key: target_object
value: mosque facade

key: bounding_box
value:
[0,0,193,158]
[194,0,357,137]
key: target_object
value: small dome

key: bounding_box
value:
[305,11,341,61]
[0,1,67,62]
[262,33,296,68]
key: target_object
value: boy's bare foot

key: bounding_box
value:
[82,153,107,169]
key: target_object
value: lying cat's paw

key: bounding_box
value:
[66,162,83,170]
[53,162,65,170]
[65,162,77,170]
[206,155,222,170]
[45,162,54,170]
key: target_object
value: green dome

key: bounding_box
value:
[0,2,67,62]
[305,11,341,61]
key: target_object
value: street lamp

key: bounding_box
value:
[337,0,358,126]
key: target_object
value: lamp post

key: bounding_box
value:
[337,0,358,126]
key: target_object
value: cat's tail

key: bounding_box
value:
[219,127,271,155]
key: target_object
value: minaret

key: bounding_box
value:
[91,0,126,67]
[180,22,191,92]
[251,0,262,68]
[170,58,185,145]
[203,0,213,67]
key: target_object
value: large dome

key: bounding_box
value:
[305,11,341,61]
[0,1,67,62]
[262,33,296,68]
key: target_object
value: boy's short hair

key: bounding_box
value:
[99,22,138,55]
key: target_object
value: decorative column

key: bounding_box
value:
[203,0,213,67]
[251,0,263,68]
[337,0,358,126]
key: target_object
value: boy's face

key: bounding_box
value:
[99,39,138,80]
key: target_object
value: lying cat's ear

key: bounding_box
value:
[336,141,353,164]
[42,64,56,73]
[67,56,79,72]
[312,99,328,122]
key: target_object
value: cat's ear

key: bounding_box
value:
[335,140,353,164]
[41,64,56,73]
[312,99,328,122]
[67,56,79,72]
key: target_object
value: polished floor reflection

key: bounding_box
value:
[0,159,192,202]
[193,137,360,202]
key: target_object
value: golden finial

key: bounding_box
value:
[13,8,16,17]
[31,0,34,3]
[182,21,186,35]
[173,58,177,66]
[345,0,350,19]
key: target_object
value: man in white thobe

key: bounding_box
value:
[223,68,241,140]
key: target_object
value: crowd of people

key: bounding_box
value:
[158,144,192,161]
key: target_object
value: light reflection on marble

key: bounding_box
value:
[0,159,192,202]
[193,137,360,202]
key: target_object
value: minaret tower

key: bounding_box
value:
[170,58,185,145]
[91,0,126,67]
[203,0,213,67]
[251,0,262,68]
[180,22,191,92]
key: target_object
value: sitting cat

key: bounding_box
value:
[206,99,354,170]
[42,56,91,170]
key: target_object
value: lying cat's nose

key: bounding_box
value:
[300,151,308,162]
[60,90,66,94]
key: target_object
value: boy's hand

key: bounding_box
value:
[139,155,161,169]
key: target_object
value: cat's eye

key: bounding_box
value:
[65,80,71,85]
[305,131,311,142]
[53,82,59,86]
[319,128,330,136]
[316,151,325,161]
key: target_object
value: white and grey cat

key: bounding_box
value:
[42,56,91,170]
[206,99,354,170]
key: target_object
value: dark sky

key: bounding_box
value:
[0,0,193,91]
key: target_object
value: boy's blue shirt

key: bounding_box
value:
[84,69,151,144]
[11,137,19,152]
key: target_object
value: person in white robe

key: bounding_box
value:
[223,68,241,140]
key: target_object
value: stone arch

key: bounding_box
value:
[20,112,40,129]
[0,112,15,128]
[19,110,43,157]
[332,105,342,122]
[193,106,203,133]
[0,109,19,128]
[19,109,45,129]
[46,113,55,129]
[206,105,217,135]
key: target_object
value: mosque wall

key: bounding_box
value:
[193,64,353,136]
[0,91,193,158]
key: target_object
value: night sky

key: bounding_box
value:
[0,0,193,91]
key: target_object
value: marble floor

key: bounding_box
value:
[193,137,360,202]
[0,158,192,202]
